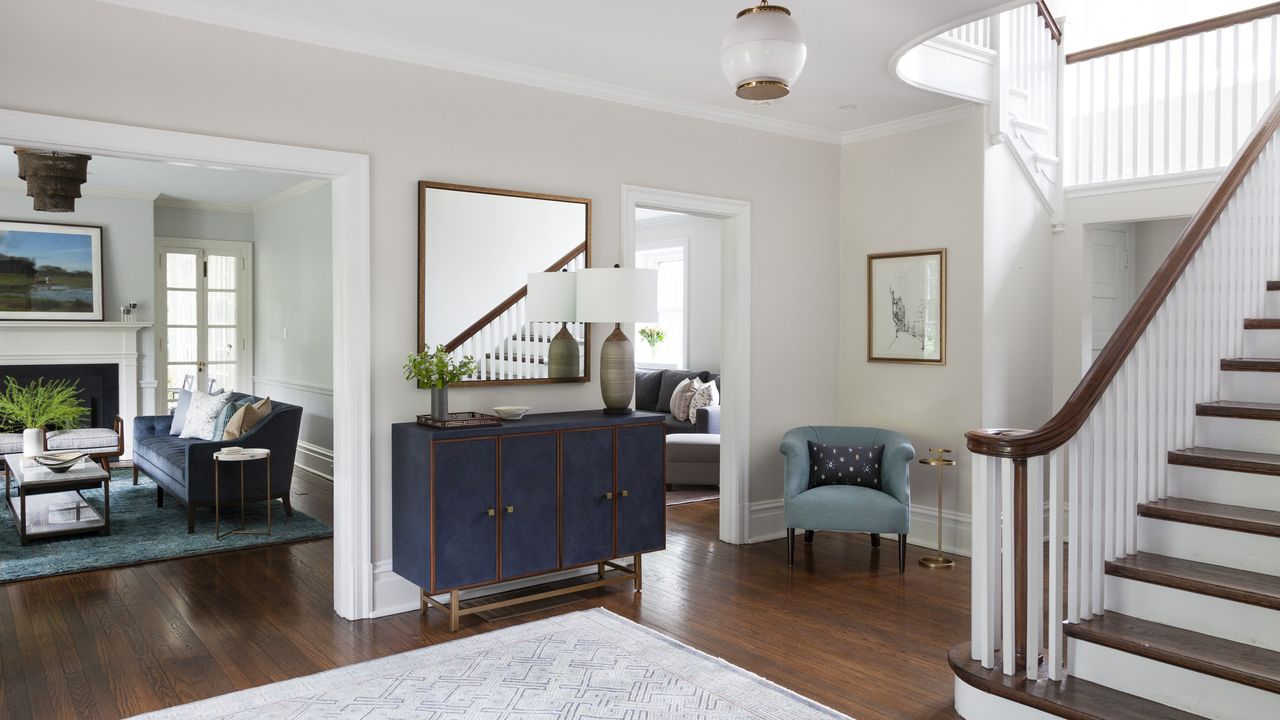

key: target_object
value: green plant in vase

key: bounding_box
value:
[0,376,88,456]
[403,344,478,420]
[638,326,665,359]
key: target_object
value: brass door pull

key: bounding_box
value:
[506,505,515,513]
[604,492,614,500]
[486,508,495,517]
[620,490,629,497]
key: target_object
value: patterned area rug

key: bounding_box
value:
[0,468,331,583]
[132,608,850,719]
[666,485,719,506]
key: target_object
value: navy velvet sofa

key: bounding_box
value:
[132,393,302,533]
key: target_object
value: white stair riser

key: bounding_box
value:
[1264,291,1280,316]
[1138,516,1280,575]
[1194,415,1280,454]
[1068,638,1280,720]
[1104,575,1280,651]
[1168,464,1280,512]
[1220,370,1280,403]
[1243,328,1280,357]
[953,677,1060,720]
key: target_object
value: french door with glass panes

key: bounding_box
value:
[157,239,253,411]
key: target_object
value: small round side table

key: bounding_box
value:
[213,448,272,540]
[919,448,956,569]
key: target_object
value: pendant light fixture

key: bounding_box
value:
[720,1,807,101]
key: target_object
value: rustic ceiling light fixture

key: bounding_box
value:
[720,1,807,102]
[14,147,92,212]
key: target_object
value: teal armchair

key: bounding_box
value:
[780,426,914,572]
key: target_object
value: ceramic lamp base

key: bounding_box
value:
[547,322,580,379]
[599,324,635,414]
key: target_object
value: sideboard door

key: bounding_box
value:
[499,433,559,579]
[432,438,499,590]
[560,428,616,566]
[616,423,667,556]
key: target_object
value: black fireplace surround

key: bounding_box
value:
[0,364,119,429]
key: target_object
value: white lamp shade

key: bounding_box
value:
[575,268,658,323]
[720,4,807,100]
[526,271,577,321]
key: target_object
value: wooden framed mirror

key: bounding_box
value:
[418,181,591,385]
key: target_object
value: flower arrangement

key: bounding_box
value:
[0,376,87,432]
[638,326,665,351]
[403,345,479,388]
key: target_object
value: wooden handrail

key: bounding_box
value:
[443,242,587,353]
[1066,2,1280,64]
[967,93,1280,458]
[1035,0,1063,45]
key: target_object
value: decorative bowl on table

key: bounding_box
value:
[493,406,532,421]
[33,452,89,473]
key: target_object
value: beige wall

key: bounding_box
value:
[0,0,840,574]
[840,111,986,544]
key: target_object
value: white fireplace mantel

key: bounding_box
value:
[0,321,152,458]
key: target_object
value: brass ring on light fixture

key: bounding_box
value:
[737,2,791,19]
[735,79,790,100]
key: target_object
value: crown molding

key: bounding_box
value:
[96,0,844,145]
[252,178,328,212]
[840,104,977,145]
[153,195,253,213]
[0,177,160,202]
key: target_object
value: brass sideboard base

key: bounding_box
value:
[421,554,643,632]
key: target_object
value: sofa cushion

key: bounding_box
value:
[45,428,119,452]
[224,396,272,440]
[786,484,908,533]
[666,433,720,463]
[656,370,705,413]
[0,433,21,455]
[688,379,719,424]
[670,377,697,421]
[181,391,233,440]
[135,436,194,486]
[635,369,663,412]
[170,389,192,436]
[212,396,252,441]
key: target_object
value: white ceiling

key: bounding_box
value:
[100,0,1009,142]
[0,146,314,209]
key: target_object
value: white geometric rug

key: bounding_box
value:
[131,608,850,719]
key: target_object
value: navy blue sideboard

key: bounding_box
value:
[392,410,666,629]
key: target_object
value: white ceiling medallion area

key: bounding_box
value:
[94,0,1006,145]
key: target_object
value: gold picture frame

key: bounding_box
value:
[867,248,946,364]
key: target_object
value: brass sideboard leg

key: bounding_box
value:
[597,561,606,579]
[633,553,643,592]
[420,590,427,615]
[449,589,460,632]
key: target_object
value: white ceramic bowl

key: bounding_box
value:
[493,405,532,421]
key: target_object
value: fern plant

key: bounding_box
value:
[403,345,479,389]
[0,377,88,431]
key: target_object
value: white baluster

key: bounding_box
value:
[972,453,992,665]
[1067,436,1081,625]
[1001,457,1016,676]
[1048,446,1065,681]
[1078,417,1093,617]
[1025,454,1044,681]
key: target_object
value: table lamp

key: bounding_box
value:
[575,265,658,414]
[526,269,580,379]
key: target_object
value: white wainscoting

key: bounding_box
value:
[747,498,975,556]
[252,375,334,482]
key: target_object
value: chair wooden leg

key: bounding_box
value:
[132,465,139,486]
[787,528,795,566]
[871,533,881,547]
[803,530,815,544]
[898,534,907,574]
[156,487,164,508]
[283,494,294,518]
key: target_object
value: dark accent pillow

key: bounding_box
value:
[656,370,706,413]
[807,441,883,490]
[635,369,663,411]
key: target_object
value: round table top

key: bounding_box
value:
[214,448,270,461]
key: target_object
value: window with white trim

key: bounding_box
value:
[636,240,687,369]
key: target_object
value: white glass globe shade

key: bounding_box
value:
[720,6,807,100]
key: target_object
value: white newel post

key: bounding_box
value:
[0,321,152,461]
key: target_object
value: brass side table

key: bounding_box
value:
[919,448,956,569]
[213,448,272,540]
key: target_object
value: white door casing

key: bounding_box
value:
[1088,224,1134,360]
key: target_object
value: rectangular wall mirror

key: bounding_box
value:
[418,181,591,385]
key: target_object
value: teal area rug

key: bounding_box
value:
[0,468,332,583]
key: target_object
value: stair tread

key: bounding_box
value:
[1066,613,1280,693]
[1107,553,1280,610]
[1167,446,1280,476]
[949,643,1206,720]
[1196,400,1280,420]
[1268,280,1280,291]
[1221,357,1280,371]
[1139,497,1280,536]
[1244,318,1280,329]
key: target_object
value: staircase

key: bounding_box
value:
[953,90,1280,719]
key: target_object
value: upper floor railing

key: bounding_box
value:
[1065,3,1280,186]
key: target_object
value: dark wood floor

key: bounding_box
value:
[0,479,969,720]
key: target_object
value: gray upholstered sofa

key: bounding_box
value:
[634,368,721,434]
[133,393,302,533]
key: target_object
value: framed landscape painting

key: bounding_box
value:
[0,220,103,320]
[867,248,946,364]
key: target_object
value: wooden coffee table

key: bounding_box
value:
[3,453,110,545]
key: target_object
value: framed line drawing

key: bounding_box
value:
[867,248,945,364]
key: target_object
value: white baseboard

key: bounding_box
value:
[746,498,975,557]
[295,440,333,481]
